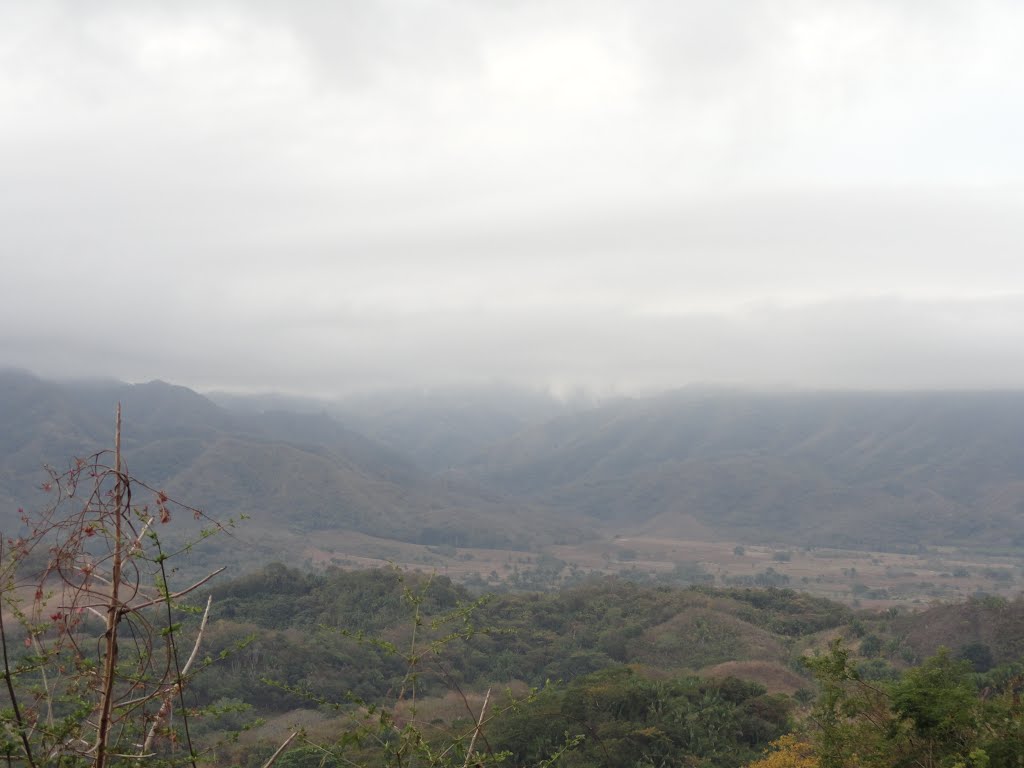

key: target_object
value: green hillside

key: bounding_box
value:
[182,567,1024,767]
[462,389,1024,550]
[0,371,578,550]
[8,370,1024,563]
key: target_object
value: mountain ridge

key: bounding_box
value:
[0,370,579,550]
[5,370,1024,556]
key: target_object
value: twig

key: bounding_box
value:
[463,688,490,768]
[131,567,226,611]
[141,595,213,755]
[432,658,498,760]
[0,575,39,768]
[31,635,54,731]
[95,402,125,768]
[3,406,229,765]
[180,595,213,677]
[261,732,298,768]
[132,516,154,554]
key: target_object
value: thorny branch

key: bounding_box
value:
[0,405,229,766]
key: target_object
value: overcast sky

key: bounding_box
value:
[2,0,1023,396]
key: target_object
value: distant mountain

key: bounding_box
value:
[331,387,576,472]
[6,371,1024,555]
[458,389,1024,550]
[0,369,111,508]
[0,371,578,550]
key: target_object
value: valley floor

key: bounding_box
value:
[293,528,1023,608]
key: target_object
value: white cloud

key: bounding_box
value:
[1,0,1023,393]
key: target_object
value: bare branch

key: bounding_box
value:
[2,405,230,766]
[462,687,491,768]
[141,595,213,755]
[181,595,213,677]
[131,568,226,612]
[0,574,39,768]
[261,732,298,768]
[31,635,54,731]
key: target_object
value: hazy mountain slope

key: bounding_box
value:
[0,370,116,511]
[158,436,548,546]
[332,388,573,472]
[0,371,568,548]
[461,390,1024,549]
[8,371,1024,553]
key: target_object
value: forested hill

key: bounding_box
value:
[456,389,1024,550]
[188,567,1024,767]
[0,369,579,549]
[6,369,1024,553]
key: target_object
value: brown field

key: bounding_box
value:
[296,528,1022,609]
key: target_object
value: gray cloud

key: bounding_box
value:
[5,296,1024,397]
[1,1,1022,394]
